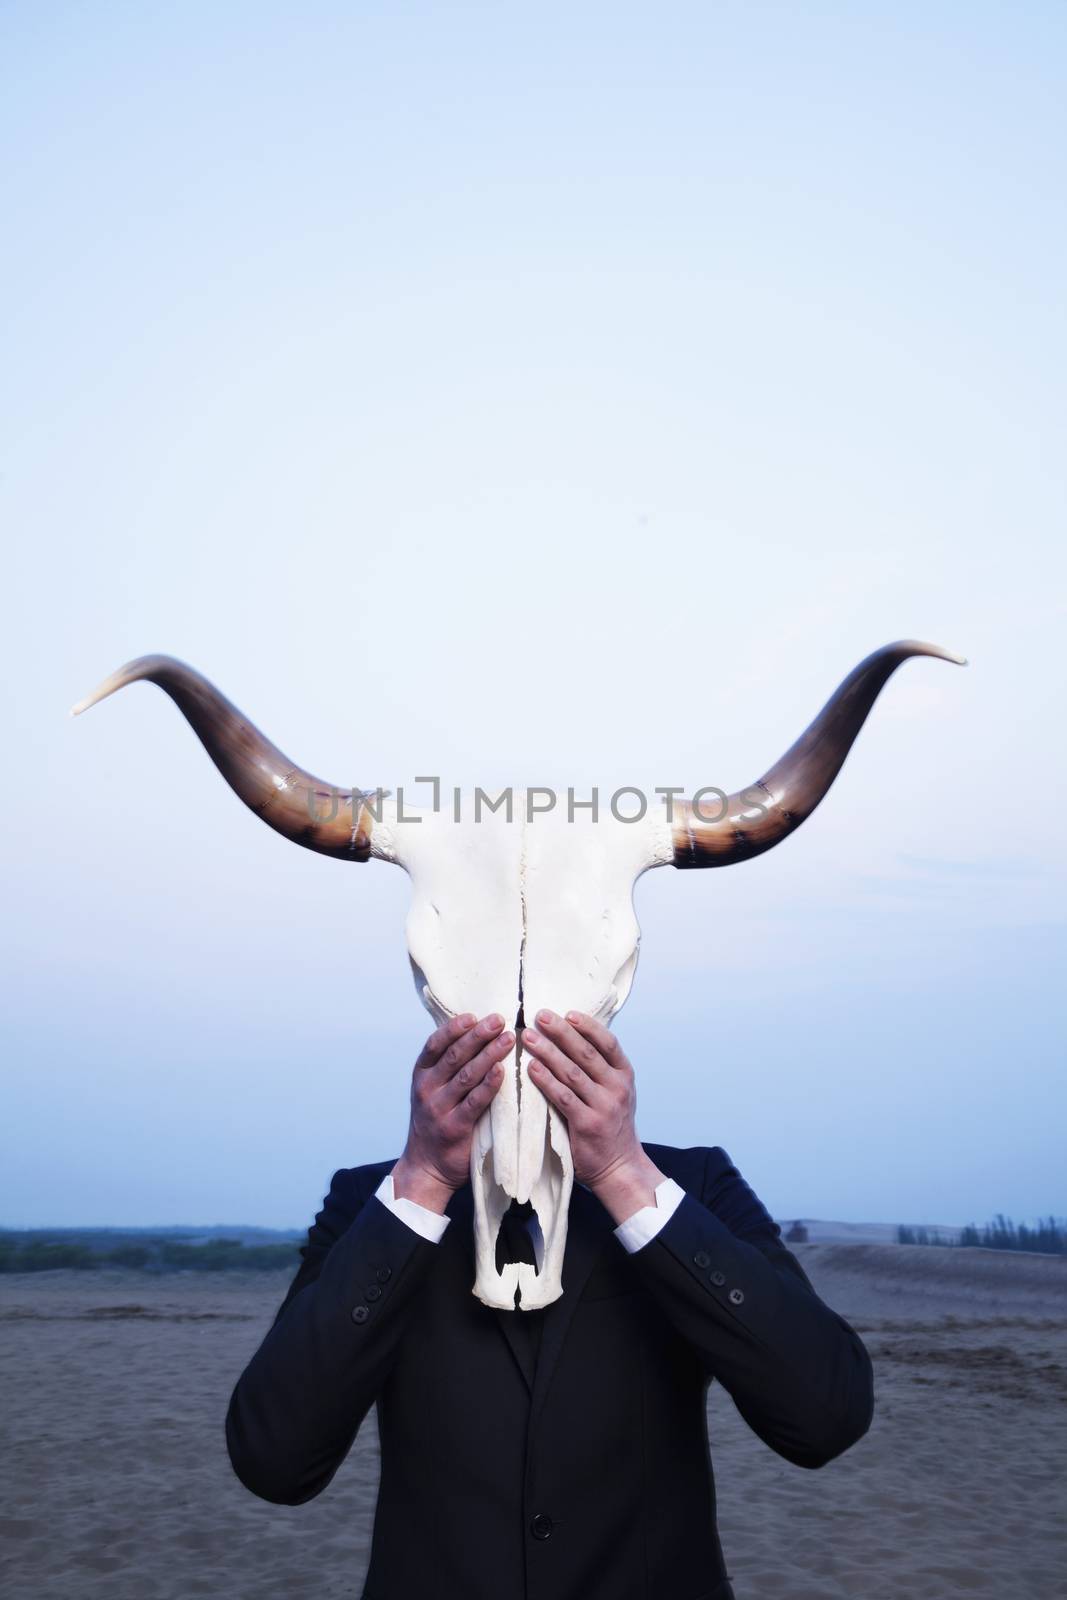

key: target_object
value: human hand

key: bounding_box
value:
[523,1011,666,1224]
[391,1013,514,1213]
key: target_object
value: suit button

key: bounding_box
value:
[530,1513,554,1540]
[729,1287,745,1305]
[693,1250,711,1269]
[351,1304,370,1324]
[709,1270,726,1286]
[376,1266,392,1283]
[365,1284,382,1301]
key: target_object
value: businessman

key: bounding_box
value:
[225,1009,874,1600]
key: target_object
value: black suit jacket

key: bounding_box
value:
[225,1144,873,1600]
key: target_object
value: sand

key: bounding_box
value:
[1,1243,1064,1599]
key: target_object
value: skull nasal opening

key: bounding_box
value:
[495,1199,543,1285]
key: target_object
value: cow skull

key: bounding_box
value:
[72,640,964,1310]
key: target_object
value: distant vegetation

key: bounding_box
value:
[0,1228,303,1274]
[897,1215,1067,1255]
[895,1225,953,1247]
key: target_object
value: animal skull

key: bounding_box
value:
[72,640,964,1310]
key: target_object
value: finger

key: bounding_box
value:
[438,1028,514,1110]
[454,1053,509,1124]
[534,1009,615,1086]
[525,1046,591,1124]
[563,1011,631,1074]
[523,1026,601,1107]
[431,1012,507,1085]
[415,1013,477,1072]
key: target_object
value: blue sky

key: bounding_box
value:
[2,2,1064,1230]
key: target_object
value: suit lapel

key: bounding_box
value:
[528,1182,616,1425]
[444,1180,616,1400]
[444,1185,536,1392]
[497,1304,538,1392]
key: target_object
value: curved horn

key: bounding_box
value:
[674,640,966,868]
[71,654,377,861]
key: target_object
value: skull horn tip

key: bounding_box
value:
[902,639,967,668]
[70,653,378,861]
[673,638,966,869]
[70,655,181,718]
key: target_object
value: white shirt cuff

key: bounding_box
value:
[613,1176,686,1254]
[375,1170,451,1244]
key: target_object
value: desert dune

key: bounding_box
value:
[1,1242,1064,1598]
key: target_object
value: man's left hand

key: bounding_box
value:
[523,1010,667,1225]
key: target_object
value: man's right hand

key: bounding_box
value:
[391,1013,514,1214]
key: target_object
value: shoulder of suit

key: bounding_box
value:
[641,1141,735,1195]
[323,1158,397,1209]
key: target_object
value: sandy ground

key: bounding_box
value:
[1,1244,1064,1600]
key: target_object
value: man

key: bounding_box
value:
[226,1009,874,1600]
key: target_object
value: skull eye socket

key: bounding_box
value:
[407,957,454,1026]
[603,947,640,1017]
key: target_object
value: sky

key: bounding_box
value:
[2,2,1064,1232]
